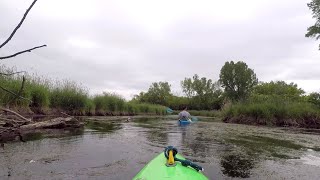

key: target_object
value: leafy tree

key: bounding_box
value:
[166,95,190,110]
[219,61,258,101]
[132,82,172,105]
[253,81,304,97]
[181,77,195,98]
[146,82,172,105]
[181,74,223,110]
[306,0,320,49]
[308,92,320,107]
[250,81,305,103]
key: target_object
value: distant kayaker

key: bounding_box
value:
[178,107,192,122]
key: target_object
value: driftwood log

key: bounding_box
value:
[20,117,83,130]
[0,108,83,143]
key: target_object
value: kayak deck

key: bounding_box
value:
[133,153,208,180]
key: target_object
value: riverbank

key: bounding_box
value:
[0,105,168,143]
[222,101,320,129]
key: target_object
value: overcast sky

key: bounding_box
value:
[1,0,320,99]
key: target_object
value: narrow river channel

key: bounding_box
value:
[1,116,320,179]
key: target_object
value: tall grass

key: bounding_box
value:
[49,80,89,115]
[133,103,167,115]
[223,100,320,128]
[93,93,126,115]
[0,65,167,116]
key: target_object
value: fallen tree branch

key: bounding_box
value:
[0,0,39,48]
[60,112,72,117]
[0,117,25,127]
[0,45,47,60]
[0,117,26,123]
[0,84,31,102]
[0,71,26,76]
[0,107,31,122]
[6,76,26,106]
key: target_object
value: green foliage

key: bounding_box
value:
[180,74,223,110]
[85,98,96,115]
[92,93,166,115]
[223,101,320,127]
[166,95,190,110]
[27,75,51,110]
[0,77,30,107]
[93,93,126,114]
[0,66,50,108]
[127,103,166,115]
[49,81,89,115]
[306,0,320,49]
[0,65,173,116]
[308,92,320,107]
[219,61,258,101]
[29,83,50,110]
[133,82,172,105]
[253,81,304,98]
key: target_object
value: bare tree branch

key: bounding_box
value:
[0,84,31,102]
[0,45,46,60]
[0,71,26,76]
[6,76,27,106]
[0,0,45,112]
[0,0,39,49]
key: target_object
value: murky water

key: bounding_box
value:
[1,116,320,180]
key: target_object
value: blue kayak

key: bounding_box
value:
[179,119,191,125]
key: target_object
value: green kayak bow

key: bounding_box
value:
[133,146,209,180]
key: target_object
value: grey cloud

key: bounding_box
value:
[1,0,320,99]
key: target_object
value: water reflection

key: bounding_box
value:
[85,121,122,133]
[22,128,84,142]
[133,117,169,146]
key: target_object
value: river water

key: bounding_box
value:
[1,116,320,180]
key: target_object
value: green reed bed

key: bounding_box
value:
[223,100,320,128]
[93,93,126,115]
[49,81,89,115]
[0,65,171,116]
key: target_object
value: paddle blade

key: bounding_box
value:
[166,108,174,114]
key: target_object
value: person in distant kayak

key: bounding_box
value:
[178,107,192,122]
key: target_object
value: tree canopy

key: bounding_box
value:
[306,0,320,49]
[253,81,305,97]
[181,74,222,110]
[219,61,258,101]
[132,81,172,105]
